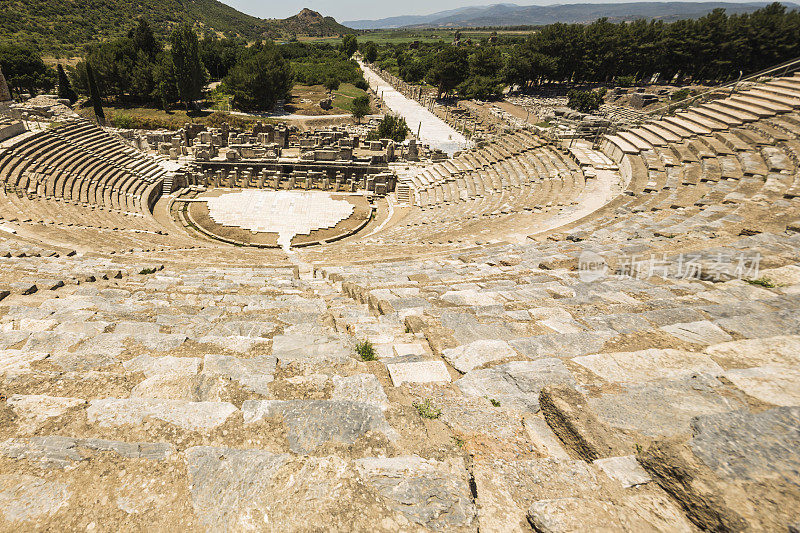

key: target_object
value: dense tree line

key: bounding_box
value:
[507,3,800,86]
[222,42,292,112]
[0,25,368,113]
[65,21,297,112]
[281,41,367,88]
[0,44,54,97]
[70,20,203,109]
[368,2,800,99]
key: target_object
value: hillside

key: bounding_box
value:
[281,8,352,37]
[346,1,799,28]
[0,2,352,54]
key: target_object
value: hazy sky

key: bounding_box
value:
[221,0,770,21]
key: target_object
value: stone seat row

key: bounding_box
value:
[1,226,799,530]
[317,227,800,530]
[0,121,168,215]
[577,119,800,243]
[51,120,166,180]
[0,191,164,233]
[0,255,705,530]
[602,73,800,159]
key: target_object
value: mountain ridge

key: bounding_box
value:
[0,3,352,53]
[345,1,799,29]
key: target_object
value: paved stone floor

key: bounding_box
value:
[206,190,354,250]
[359,60,470,156]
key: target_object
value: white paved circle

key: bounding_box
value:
[206,190,354,250]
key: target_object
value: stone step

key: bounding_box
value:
[639,407,800,532]
[702,102,759,122]
[690,105,745,126]
[473,455,694,532]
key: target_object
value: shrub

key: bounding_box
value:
[671,88,690,101]
[109,112,177,130]
[355,340,377,361]
[458,75,504,101]
[413,399,441,419]
[567,89,604,113]
[354,79,369,91]
[367,114,409,142]
[205,112,254,131]
[746,277,776,288]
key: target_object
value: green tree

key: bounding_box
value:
[0,44,54,97]
[351,94,370,122]
[458,76,504,100]
[223,43,291,112]
[128,19,160,60]
[370,114,409,142]
[86,62,106,126]
[152,51,179,110]
[57,64,77,103]
[129,50,156,100]
[170,23,205,109]
[200,36,243,80]
[426,46,468,98]
[567,89,605,113]
[363,42,378,63]
[80,20,165,102]
[469,46,502,78]
[342,34,358,58]
[324,76,340,93]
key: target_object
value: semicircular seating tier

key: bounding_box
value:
[586,72,800,243]
[0,119,169,215]
[0,72,799,531]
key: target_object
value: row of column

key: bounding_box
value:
[368,62,481,140]
[185,169,394,194]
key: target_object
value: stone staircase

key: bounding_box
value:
[394,182,413,205]
[161,173,174,196]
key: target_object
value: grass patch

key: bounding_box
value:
[333,93,355,113]
[746,277,777,288]
[489,398,501,407]
[413,399,442,419]
[355,339,377,361]
[335,83,366,99]
[332,84,367,113]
